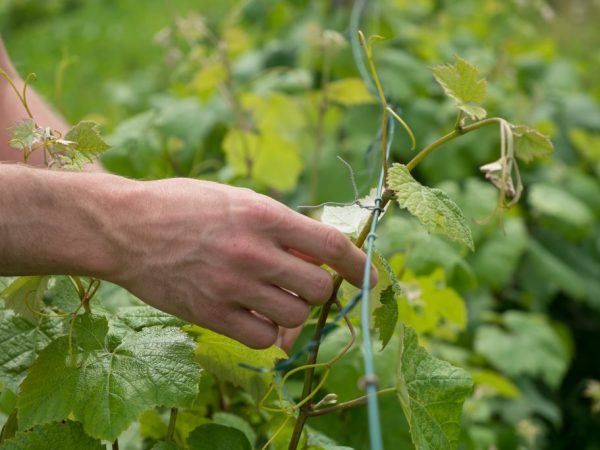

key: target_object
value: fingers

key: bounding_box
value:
[267,252,334,305]
[287,248,321,266]
[239,284,311,329]
[276,211,377,288]
[216,309,279,349]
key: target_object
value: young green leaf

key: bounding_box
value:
[0,310,64,391]
[373,285,398,350]
[431,56,487,120]
[397,325,473,450]
[398,268,467,339]
[0,276,50,323]
[388,164,474,250]
[59,121,111,169]
[321,189,380,238]
[326,78,376,106]
[185,326,286,401]
[187,423,251,450]
[64,120,110,154]
[0,421,104,450]
[511,125,553,162]
[7,119,43,151]
[222,128,303,192]
[18,315,200,441]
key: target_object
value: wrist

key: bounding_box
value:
[0,165,140,281]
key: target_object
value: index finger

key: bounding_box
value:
[277,210,377,288]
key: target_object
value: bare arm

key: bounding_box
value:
[0,164,375,348]
[0,37,375,349]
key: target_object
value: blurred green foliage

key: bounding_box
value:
[1,0,600,449]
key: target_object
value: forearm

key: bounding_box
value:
[0,164,133,278]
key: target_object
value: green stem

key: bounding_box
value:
[68,276,85,300]
[453,110,463,130]
[0,69,33,119]
[307,387,397,417]
[358,31,389,184]
[288,194,392,450]
[21,73,36,119]
[167,408,178,442]
[406,117,501,172]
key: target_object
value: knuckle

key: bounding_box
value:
[323,228,347,261]
[220,273,245,297]
[284,301,310,328]
[225,238,261,266]
[247,196,283,226]
[308,273,333,304]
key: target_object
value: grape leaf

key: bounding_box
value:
[431,57,487,120]
[42,276,81,313]
[64,121,110,153]
[327,78,376,106]
[528,183,593,229]
[474,311,570,389]
[373,285,398,350]
[222,128,302,192]
[398,268,466,339]
[187,423,251,450]
[511,125,553,162]
[306,428,354,450]
[396,325,473,450]
[321,189,379,238]
[471,370,520,399]
[341,249,403,322]
[61,121,110,169]
[0,421,104,450]
[222,129,260,177]
[253,132,303,192]
[242,92,306,139]
[8,119,43,151]
[0,409,18,443]
[185,326,286,401]
[213,412,257,448]
[0,309,64,391]
[117,305,186,330]
[0,276,50,323]
[139,410,169,441]
[18,315,200,441]
[388,164,474,250]
[190,62,227,98]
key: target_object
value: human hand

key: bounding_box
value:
[108,178,376,349]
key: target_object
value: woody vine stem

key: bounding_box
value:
[287,111,503,450]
